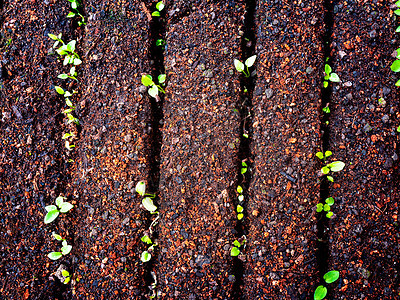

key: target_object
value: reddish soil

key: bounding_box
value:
[1,0,399,299]
[243,0,325,298]
[328,0,400,298]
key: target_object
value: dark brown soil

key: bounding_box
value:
[328,1,400,298]
[1,0,399,299]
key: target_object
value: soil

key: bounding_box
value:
[1,0,399,299]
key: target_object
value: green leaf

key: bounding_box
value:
[60,202,74,213]
[71,1,77,9]
[237,213,244,220]
[135,181,146,196]
[322,106,330,113]
[395,9,400,15]
[63,56,70,66]
[391,60,400,72]
[142,197,157,212]
[156,39,165,46]
[64,91,73,98]
[321,166,330,175]
[238,195,244,202]
[48,252,63,260]
[61,244,72,255]
[324,270,340,283]
[158,74,166,84]
[230,247,240,257]
[52,233,64,241]
[70,66,76,76]
[237,205,244,213]
[45,205,58,212]
[325,197,334,206]
[148,85,158,98]
[397,125,400,133]
[241,167,247,174]
[237,185,243,194]
[324,64,331,76]
[141,235,153,244]
[152,11,160,17]
[323,81,328,88]
[396,26,400,33]
[325,151,332,158]
[396,79,400,87]
[234,59,245,72]
[316,203,323,212]
[73,58,82,65]
[58,74,69,79]
[44,210,60,224]
[67,40,76,53]
[329,73,340,82]
[141,75,154,86]
[314,285,327,300]
[326,211,333,218]
[53,41,60,49]
[48,33,59,41]
[141,251,151,262]
[156,1,165,11]
[323,204,331,211]
[61,270,70,277]
[329,161,345,172]
[64,277,71,284]
[396,0,400,7]
[67,12,76,18]
[316,152,324,160]
[327,175,334,182]
[233,240,241,247]
[55,86,65,95]
[245,55,257,67]
[65,98,74,108]
[56,196,64,208]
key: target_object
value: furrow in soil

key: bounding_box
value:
[0,1,74,298]
[70,1,152,298]
[232,0,257,298]
[328,0,400,298]
[242,0,325,298]
[155,1,245,298]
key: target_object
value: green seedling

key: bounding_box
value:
[44,196,74,224]
[316,151,332,162]
[156,39,165,47]
[237,185,244,202]
[323,64,340,88]
[322,105,330,114]
[66,0,86,26]
[391,46,400,86]
[241,161,248,174]
[397,126,400,133]
[243,133,249,138]
[58,66,78,81]
[314,270,340,300]
[316,197,335,218]
[230,236,246,257]
[321,161,345,175]
[61,270,71,284]
[152,1,165,17]
[395,1,400,32]
[237,205,244,220]
[48,34,82,66]
[48,233,73,260]
[141,74,166,98]
[234,55,257,77]
[136,181,159,263]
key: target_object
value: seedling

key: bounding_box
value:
[44,196,74,224]
[237,185,244,202]
[397,126,400,133]
[230,236,246,257]
[61,270,71,284]
[141,74,166,98]
[152,1,164,17]
[321,161,345,175]
[136,181,159,262]
[395,1,400,33]
[315,151,332,162]
[48,34,82,66]
[156,39,165,47]
[48,233,73,260]
[314,270,340,300]
[316,197,335,218]
[322,105,330,114]
[391,48,400,86]
[241,161,248,174]
[66,0,86,26]
[234,55,257,77]
[323,64,340,88]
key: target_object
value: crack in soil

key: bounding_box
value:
[317,0,336,288]
[232,0,256,298]
[145,1,167,297]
